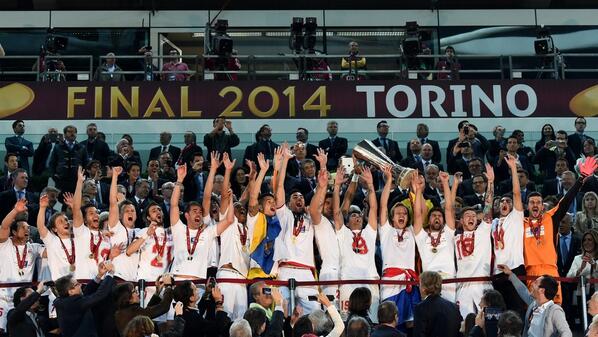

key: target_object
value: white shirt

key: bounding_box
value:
[41,232,77,280]
[492,209,525,274]
[454,222,492,278]
[73,226,111,279]
[415,226,456,277]
[338,225,378,279]
[171,219,217,278]
[136,226,173,281]
[379,221,416,272]
[313,217,340,272]
[529,300,554,337]
[218,212,250,277]
[0,240,44,298]
[275,206,315,268]
[110,222,140,281]
[203,215,220,268]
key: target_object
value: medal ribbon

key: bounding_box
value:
[186,225,204,258]
[352,230,368,254]
[90,233,103,261]
[293,214,304,238]
[15,243,27,271]
[493,223,505,249]
[238,223,248,246]
[396,228,407,243]
[427,229,442,249]
[59,235,76,266]
[459,231,475,259]
[153,232,168,260]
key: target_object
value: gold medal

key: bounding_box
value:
[18,269,24,276]
[432,247,438,253]
[69,264,76,272]
[242,246,248,253]
[498,241,504,250]
[292,236,297,244]
[89,254,94,259]
[187,256,193,261]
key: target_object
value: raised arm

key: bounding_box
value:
[171,164,186,226]
[126,223,155,256]
[440,171,456,230]
[309,167,329,225]
[202,151,221,218]
[362,167,378,230]
[505,154,523,212]
[108,166,123,229]
[0,199,28,243]
[216,189,235,235]
[248,156,268,217]
[66,166,85,228]
[220,153,236,215]
[332,165,347,231]
[274,143,293,209]
[37,194,50,239]
[379,165,393,227]
[483,164,495,223]
[413,174,424,235]
[340,177,358,217]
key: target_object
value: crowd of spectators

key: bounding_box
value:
[0,115,595,337]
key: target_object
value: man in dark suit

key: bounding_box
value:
[4,120,34,174]
[79,123,111,166]
[182,153,206,203]
[318,121,348,171]
[568,117,594,157]
[498,169,536,199]
[0,153,19,192]
[463,174,488,209]
[446,120,489,165]
[535,130,576,179]
[244,124,279,166]
[49,125,87,195]
[458,157,484,197]
[7,282,50,337]
[557,214,581,328]
[448,142,475,179]
[31,128,62,192]
[372,120,402,164]
[542,159,570,197]
[406,123,441,164]
[414,271,461,337]
[296,127,320,164]
[203,118,239,168]
[0,169,37,224]
[54,262,115,337]
[129,179,152,229]
[178,131,203,168]
[372,301,406,337]
[400,139,425,171]
[149,131,181,161]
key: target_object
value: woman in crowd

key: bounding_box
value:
[535,123,556,152]
[574,192,598,233]
[231,166,249,199]
[345,287,374,332]
[583,138,597,158]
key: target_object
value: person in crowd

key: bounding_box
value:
[129,177,151,228]
[247,282,285,331]
[93,52,126,82]
[121,315,155,337]
[230,319,253,337]
[179,131,203,167]
[162,49,190,81]
[295,127,319,163]
[447,121,489,165]
[448,142,476,179]
[318,121,348,171]
[569,117,595,157]
[244,125,279,166]
[372,301,406,337]
[231,166,249,198]
[0,153,19,192]
[400,138,424,170]
[149,131,181,162]
[307,292,345,337]
[6,281,49,337]
[535,123,556,152]
[575,191,598,233]
[50,125,86,195]
[413,271,462,337]
[79,123,110,166]
[498,265,572,337]
[54,261,115,337]
[109,138,141,173]
[372,121,402,163]
[567,230,598,313]
[173,281,231,337]
[0,168,37,224]
[557,214,582,326]
[204,118,240,170]
[345,287,375,331]
[31,128,58,188]
[5,120,34,174]
[414,171,457,303]
[582,138,598,158]
[341,41,367,80]
[494,135,534,182]
[181,152,205,202]
[488,125,507,165]
[541,158,570,197]
[535,130,576,179]
[113,274,175,335]
[136,46,159,81]
[468,290,507,337]
[588,316,598,337]
[435,46,461,80]
[405,123,441,164]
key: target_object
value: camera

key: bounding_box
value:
[458,141,471,148]
[463,125,470,135]
[43,281,55,287]
[262,287,272,295]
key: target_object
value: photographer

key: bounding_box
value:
[436,46,461,80]
[468,290,506,337]
[341,41,366,80]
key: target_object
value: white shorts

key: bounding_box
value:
[277,266,319,314]
[216,268,248,321]
[0,298,12,332]
[319,267,340,310]
[456,281,492,318]
[439,273,457,304]
[339,282,380,323]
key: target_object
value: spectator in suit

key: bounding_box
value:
[246,282,285,336]
[458,157,484,196]
[400,138,424,170]
[243,125,279,166]
[291,159,317,203]
[406,123,441,164]
[39,186,60,224]
[0,169,37,222]
[463,174,488,209]
[158,152,177,183]
[204,118,240,169]
[149,131,181,162]
[420,143,442,170]
[541,158,570,197]
[496,311,523,337]
[159,181,184,227]
[448,141,475,178]
[487,125,507,165]
[494,136,534,183]
[574,191,598,234]
[413,271,461,337]
[179,131,203,167]
[583,138,598,158]
[54,262,115,337]
[557,214,581,327]
[510,130,535,169]
[7,282,49,337]
[372,120,402,163]
[109,138,142,174]
[296,127,320,163]
[447,121,489,165]
[0,153,19,192]
[559,171,584,216]
[144,159,168,201]
[498,169,536,201]
[182,152,205,203]
[85,160,109,204]
[569,117,595,157]
[120,162,142,199]
[4,120,34,174]
[319,121,348,171]
[130,179,151,228]
[423,164,443,206]
[31,128,61,191]
[49,125,86,195]
[535,123,556,153]
[80,123,110,166]
[372,301,405,337]
[286,142,307,180]
[535,130,576,179]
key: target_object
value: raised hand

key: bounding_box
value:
[317,168,329,188]
[282,142,293,161]
[77,166,85,182]
[210,151,222,170]
[63,192,75,209]
[176,163,187,183]
[14,198,28,213]
[274,146,284,164]
[361,167,373,185]
[271,287,283,305]
[453,172,463,185]
[439,171,450,184]
[147,222,158,236]
[223,153,236,171]
[112,166,123,177]
[257,153,269,171]
[317,292,332,307]
[109,244,124,260]
[247,160,257,180]
[98,262,108,277]
[505,154,517,170]
[174,301,184,316]
[484,163,495,183]
[39,194,49,208]
[381,164,393,181]
[334,165,347,187]
[314,148,328,169]
[212,286,223,302]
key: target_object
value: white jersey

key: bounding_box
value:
[109,222,140,281]
[275,206,315,268]
[313,217,340,272]
[171,219,217,278]
[415,226,456,276]
[136,226,174,281]
[204,215,220,268]
[454,222,492,278]
[41,232,77,280]
[73,226,111,279]
[0,240,44,298]
[218,211,250,277]
[379,222,416,272]
[492,209,525,274]
[338,225,378,280]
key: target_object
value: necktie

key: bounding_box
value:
[162,145,167,153]
[17,190,24,200]
[424,161,430,168]
[310,178,316,189]
[560,236,569,262]
[382,138,389,152]
[420,138,426,144]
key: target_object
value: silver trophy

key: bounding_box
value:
[352,139,415,189]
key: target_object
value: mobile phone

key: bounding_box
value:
[262,287,272,295]
[340,157,354,175]
[463,125,469,135]
[43,281,55,287]
[484,307,502,321]
[458,141,470,148]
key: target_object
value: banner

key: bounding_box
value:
[0,80,596,120]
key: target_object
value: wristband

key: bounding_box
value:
[351,173,359,183]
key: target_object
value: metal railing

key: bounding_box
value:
[1,52,598,81]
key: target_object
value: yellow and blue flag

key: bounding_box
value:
[248,212,281,279]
